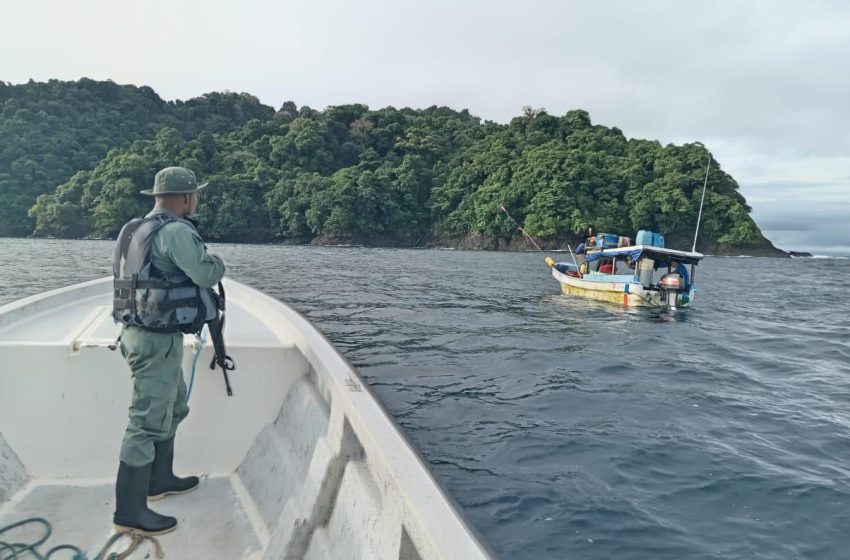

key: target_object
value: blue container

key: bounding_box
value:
[653,233,665,248]
[595,233,619,248]
[636,230,653,246]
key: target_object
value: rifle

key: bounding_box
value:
[207,281,235,396]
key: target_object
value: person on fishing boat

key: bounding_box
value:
[576,226,595,254]
[111,167,226,535]
[671,259,690,290]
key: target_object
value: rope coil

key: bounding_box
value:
[0,518,164,560]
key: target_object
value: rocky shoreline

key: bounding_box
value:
[66,230,794,256]
[306,232,792,257]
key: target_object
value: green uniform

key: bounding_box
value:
[119,208,225,467]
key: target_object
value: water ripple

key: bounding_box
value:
[2,240,849,559]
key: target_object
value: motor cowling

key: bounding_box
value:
[659,273,684,291]
[659,272,685,309]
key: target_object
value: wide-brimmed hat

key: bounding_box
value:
[140,167,209,196]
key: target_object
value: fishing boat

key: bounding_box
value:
[0,278,493,559]
[502,156,714,310]
[499,207,704,310]
[548,241,703,309]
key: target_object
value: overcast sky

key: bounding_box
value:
[2,0,848,254]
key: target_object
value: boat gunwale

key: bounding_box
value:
[223,278,496,558]
[550,266,640,291]
[0,276,495,559]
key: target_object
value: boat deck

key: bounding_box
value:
[0,477,263,559]
[0,278,493,560]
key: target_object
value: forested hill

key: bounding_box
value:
[0,79,271,236]
[3,79,781,254]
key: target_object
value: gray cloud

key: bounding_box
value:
[742,181,850,254]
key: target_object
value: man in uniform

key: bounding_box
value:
[111,167,225,534]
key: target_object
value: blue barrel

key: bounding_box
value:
[653,233,665,248]
[595,233,619,248]
[636,230,653,245]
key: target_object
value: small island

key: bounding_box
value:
[1,79,784,256]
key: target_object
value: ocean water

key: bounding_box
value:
[2,239,849,560]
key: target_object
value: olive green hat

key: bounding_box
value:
[140,166,208,196]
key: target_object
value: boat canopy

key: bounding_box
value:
[585,245,704,265]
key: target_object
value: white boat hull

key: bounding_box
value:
[0,278,492,559]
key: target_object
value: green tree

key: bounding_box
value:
[5,80,770,251]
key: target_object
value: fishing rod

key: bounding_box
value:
[499,205,579,271]
[500,204,544,252]
[692,155,712,253]
[565,243,579,271]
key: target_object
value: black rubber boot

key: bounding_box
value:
[114,461,177,535]
[148,437,200,501]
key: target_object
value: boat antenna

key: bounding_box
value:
[691,154,712,253]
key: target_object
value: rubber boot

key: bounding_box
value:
[114,461,177,535]
[148,437,200,501]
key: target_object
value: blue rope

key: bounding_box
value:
[0,517,86,559]
[1,518,161,559]
[187,329,206,402]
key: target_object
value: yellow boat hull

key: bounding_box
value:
[551,268,692,308]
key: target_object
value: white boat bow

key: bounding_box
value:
[0,277,493,559]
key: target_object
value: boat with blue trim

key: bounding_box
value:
[546,235,703,309]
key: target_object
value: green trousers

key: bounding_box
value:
[119,326,189,467]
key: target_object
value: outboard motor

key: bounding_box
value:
[659,272,685,310]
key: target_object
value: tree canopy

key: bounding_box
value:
[3,79,768,250]
[0,78,271,236]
